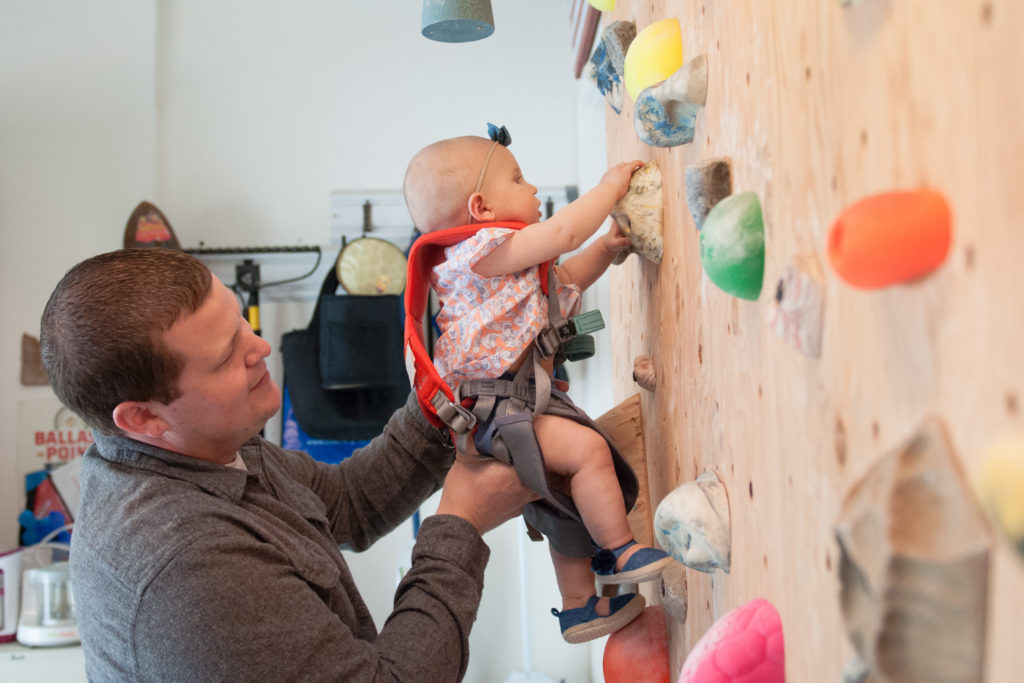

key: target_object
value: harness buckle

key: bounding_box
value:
[535,328,561,359]
[432,392,478,434]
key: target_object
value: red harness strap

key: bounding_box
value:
[403,221,551,429]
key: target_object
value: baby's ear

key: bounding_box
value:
[467,192,494,222]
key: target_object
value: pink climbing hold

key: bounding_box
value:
[677,598,784,683]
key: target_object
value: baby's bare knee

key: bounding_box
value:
[539,419,611,475]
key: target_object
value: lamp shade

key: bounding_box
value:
[422,0,494,42]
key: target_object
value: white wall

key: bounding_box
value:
[0,0,156,547]
[1,2,619,681]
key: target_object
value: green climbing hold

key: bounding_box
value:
[699,192,765,300]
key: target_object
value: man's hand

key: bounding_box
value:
[434,455,540,534]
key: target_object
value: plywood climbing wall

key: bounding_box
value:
[600,1,1024,680]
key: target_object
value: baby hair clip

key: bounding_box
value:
[487,122,511,146]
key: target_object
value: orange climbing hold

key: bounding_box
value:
[604,606,670,683]
[827,189,952,289]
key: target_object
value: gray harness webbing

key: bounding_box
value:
[453,266,623,525]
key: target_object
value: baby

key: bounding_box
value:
[403,125,671,643]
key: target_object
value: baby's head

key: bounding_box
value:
[404,127,540,232]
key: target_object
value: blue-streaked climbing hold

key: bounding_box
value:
[634,54,708,148]
[654,471,731,573]
[586,21,636,115]
[699,191,765,300]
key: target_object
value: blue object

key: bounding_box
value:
[281,387,366,464]
[486,122,510,146]
[634,89,701,147]
[633,55,709,148]
[587,41,625,114]
[591,539,672,583]
[550,593,645,642]
[19,509,71,546]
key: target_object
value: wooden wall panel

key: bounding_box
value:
[601,1,1024,680]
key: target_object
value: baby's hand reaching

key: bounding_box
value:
[600,220,631,255]
[600,160,646,201]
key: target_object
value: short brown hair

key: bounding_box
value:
[40,249,212,434]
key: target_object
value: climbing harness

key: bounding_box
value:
[403,221,622,525]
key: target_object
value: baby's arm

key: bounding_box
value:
[556,221,630,292]
[473,160,644,278]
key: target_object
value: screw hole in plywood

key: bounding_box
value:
[835,416,848,467]
[964,244,976,270]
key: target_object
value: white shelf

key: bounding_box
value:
[0,640,86,681]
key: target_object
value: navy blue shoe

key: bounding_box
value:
[551,593,646,644]
[591,540,673,584]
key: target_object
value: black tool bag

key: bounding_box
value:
[280,260,409,441]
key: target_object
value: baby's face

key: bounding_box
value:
[477,146,542,224]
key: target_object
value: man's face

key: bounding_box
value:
[154,276,280,462]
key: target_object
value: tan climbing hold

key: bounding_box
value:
[610,160,663,264]
[632,355,656,391]
[835,418,991,683]
[766,254,826,358]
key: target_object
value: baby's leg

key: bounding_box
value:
[535,413,645,569]
[550,544,600,611]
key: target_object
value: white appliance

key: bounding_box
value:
[17,560,79,647]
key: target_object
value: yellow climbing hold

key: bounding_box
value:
[624,18,683,102]
[974,433,1024,557]
[587,0,615,10]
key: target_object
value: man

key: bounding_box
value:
[40,248,535,682]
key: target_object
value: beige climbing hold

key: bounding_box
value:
[835,418,991,683]
[685,157,732,231]
[632,355,656,391]
[766,254,826,358]
[653,470,731,573]
[610,160,663,264]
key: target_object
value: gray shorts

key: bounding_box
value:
[468,380,639,559]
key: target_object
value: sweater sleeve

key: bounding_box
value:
[130,514,487,683]
[271,391,457,551]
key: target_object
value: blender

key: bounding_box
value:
[16,560,79,646]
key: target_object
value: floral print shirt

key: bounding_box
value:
[431,226,581,387]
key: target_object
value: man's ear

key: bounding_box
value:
[112,401,168,438]
[467,192,495,223]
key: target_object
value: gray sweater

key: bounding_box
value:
[70,397,487,682]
